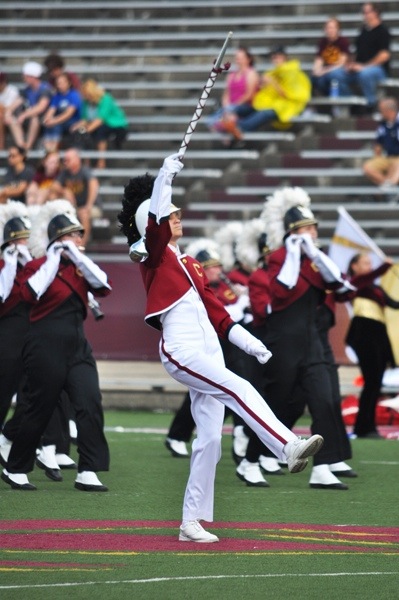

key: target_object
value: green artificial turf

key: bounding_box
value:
[0,410,398,599]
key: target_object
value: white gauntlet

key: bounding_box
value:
[0,245,18,302]
[277,234,301,288]
[28,243,63,299]
[16,243,32,266]
[149,153,184,222]
[62,241,111,290]
[300,234,344,284]
[228,324,272,364]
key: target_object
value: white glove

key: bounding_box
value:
[0,244,18,302]
[61,240,111,290]
[225,293,250,322]
[162,153,184,178]
[150,153,184,222]
[228,324,272,364]
[16,243,32,266]
[277,234,301,289]
[28,242,63,299]
[299,233,318,260]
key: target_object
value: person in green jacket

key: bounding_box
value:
[71,78,128,168]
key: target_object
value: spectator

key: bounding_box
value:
[0,145,34,204]
[50,147,100,246]
[311,17,351,97]
[42,73,82,153]
[344,2,391,113]
[70,79,128,168]
[362,97,399,191]
[26,151,61,205]
[43,52,81,91]
[5,61,52,151]
[221,47,311,142]
[0,73,21,150]
[206,46,259,139]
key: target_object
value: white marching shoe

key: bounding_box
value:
[179,520,219,543]
[232,425,249,464]
[283,435,324,473]
[309,464,349,490]
[165,437,189,457]
[329,461,358,478]
[56,453,77,469]
[74,471,108,492]
[259,455,285,475]
[236,459,270,487]
[36,444,62,482]
[1,469,37,490]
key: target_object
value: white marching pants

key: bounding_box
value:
[160,335,298,523]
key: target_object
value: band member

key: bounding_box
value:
[2,200,111,491]
[118,154,323,543]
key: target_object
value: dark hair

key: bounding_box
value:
[9,145,26,160]
[347,253,362,277]
[44,52,65,71]
[237,46,255,68]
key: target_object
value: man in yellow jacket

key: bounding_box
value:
[222,47,311,141]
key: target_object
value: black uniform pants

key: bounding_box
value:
[6,307,109,474]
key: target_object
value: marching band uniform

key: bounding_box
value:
[0,205,31,430]
[259,205,354,489]
[2,204,111,491]
[119,154,323,542]
[346,259,399,438]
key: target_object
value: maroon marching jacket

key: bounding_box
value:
[21,256,110,322]
[248,267,271,327]
[0,260,26,318]
[140,215,235,336]
[267,246,341,311]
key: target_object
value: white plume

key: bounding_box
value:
[0,200,30,250]
[28,199,78,258]
[260,186,311,251]
[184,237,221,262]
[213,221,243,271]
[235,218,266,271]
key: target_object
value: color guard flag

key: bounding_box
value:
[328,206,386,273]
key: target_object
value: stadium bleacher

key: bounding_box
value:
[0,0,398,257]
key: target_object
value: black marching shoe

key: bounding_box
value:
[1,470,37,491]
[74,471,108,492]
[309,464,349,490]
[35,457,63,482]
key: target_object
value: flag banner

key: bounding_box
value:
[328,206,386,274]
[380,263,399,365]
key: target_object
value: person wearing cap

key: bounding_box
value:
[1,200,111,492]
[221,46,311,142]
[118,154,324,543]
[6,61,52,151]
[0,145,34,204]
[0,72,21,150]
[258,195,356,489]
[0,201,32,429]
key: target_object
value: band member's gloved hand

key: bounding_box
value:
[299,233,318,260]
[16,243,32,266]
[0,244,18,302]
[277,234,301,289]
[61,240,111,290]
[161,153,184,180]
[27,242,64,300]
[228,323,272,364]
